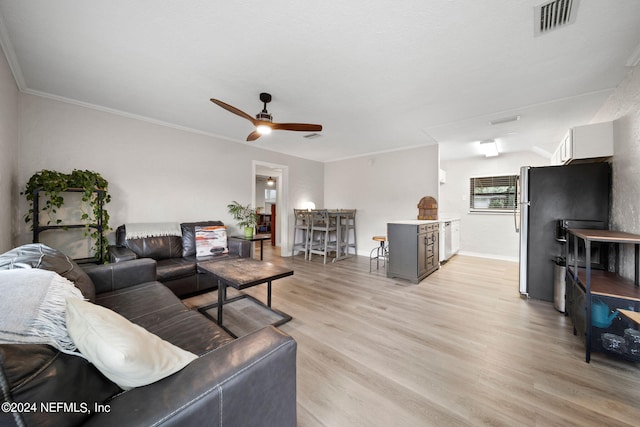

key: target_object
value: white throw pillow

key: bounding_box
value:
[65,298,197,390]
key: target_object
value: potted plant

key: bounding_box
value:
[227,201,258,238]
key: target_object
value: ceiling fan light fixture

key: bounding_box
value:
[255,112,272,122]
[256,124,272,135]
[210,93,322,141]
[266,177,275,186]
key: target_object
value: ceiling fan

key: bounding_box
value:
[210,92,323,142]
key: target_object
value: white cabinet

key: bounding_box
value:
[561,130,573,162]
[450,220,460,255]
[551,144,562,166]
[550,121,613,165]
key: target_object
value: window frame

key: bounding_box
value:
[469,174,518,213]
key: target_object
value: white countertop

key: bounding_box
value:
[388,218,459,225]
[439,217,460,222]
[388,220,439,225]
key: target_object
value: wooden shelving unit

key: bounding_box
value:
[566,228,640,362]
[257,213,272,233]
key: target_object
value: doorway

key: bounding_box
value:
[252,161,289,256]
[255,175,276,243]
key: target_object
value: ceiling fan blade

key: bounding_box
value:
[210,98,258,125]
[246,131,261,141]
[271,123,323,132]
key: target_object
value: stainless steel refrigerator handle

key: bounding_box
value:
[514,175,520,232]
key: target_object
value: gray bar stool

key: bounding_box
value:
[308,209,337,264]
[369,236,388,272]
[292,209,311,259]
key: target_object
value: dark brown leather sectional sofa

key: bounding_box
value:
[0,243,297,427]
[110,221,252,297]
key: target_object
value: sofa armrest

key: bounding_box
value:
[108,246,137,263]
[228,238,252,258]
[86,258,157,294]
[83,326,297,427]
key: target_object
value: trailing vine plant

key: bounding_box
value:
[22,169,112,263]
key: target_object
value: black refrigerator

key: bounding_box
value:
[517,162,610,301]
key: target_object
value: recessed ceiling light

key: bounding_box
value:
[479,140,499,157]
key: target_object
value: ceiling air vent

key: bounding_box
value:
[534,0,579,36]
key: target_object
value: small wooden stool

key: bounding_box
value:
[369,236,388,272]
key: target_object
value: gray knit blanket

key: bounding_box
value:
[0,268,84,354]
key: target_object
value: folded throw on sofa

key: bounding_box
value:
[0,269,84,354]
[125,222,182,239]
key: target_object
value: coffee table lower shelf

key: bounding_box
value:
[198,294,292,339]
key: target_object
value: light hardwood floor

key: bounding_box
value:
[187,244,640,426]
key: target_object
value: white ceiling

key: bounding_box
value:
[1,0,639,162]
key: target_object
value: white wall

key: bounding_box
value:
[0,44,19,252]
[255,178,267,210]
[592,64,640,280]
[324,145,439,255]
[16,94,324,255]
[440,151,548,261]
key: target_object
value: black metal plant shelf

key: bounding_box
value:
[32,188,105,264]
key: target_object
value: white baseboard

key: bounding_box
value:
[457,251,519,263]
[354,249,519,263]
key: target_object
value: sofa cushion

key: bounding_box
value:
[181,221,225,258]
[66,298,198,390]
[0,344,121,427]
[96,281,235,354]
[95,281,187,321]
[123,235,183,261]
[0,243,96,302]
[156,258,196,282]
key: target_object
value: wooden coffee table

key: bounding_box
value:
[198,258,293,337]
